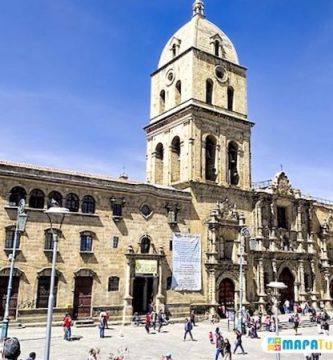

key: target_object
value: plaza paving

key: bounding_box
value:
[6,319,331,360]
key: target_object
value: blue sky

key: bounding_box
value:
[0,0,332,199]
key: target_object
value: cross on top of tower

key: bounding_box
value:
[193,0,205,17]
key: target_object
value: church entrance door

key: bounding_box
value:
[278,268,294,306]
[218,278,235,309]
[132,276,153,314]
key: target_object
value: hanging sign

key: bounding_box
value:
[171,233,201,291]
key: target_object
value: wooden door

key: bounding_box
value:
[0,277,19,319]
[73,277,93,319]
[218,278,235,309]
[36,276,58,308]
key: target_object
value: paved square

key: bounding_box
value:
[5,320,331,359]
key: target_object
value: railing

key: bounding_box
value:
[251,180,272,190]
[301,194,333,206]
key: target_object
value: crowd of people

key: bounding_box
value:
[1,304,331,360]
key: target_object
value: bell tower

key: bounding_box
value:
[145,1,254,190]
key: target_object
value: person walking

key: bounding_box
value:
[233,329,245,354]
[322,321,329,336]
[294,313,300,335]
[183,318,194,341]
[2,337,21,360]
[311,353,321,360]
[145,312,151,334]
[99,311,106,338]
[190,310,196,326]
[224,339,232,360]
[25,352,36,360]
[214,333,225,360]
[151,309,157,330]
[63,313,73,341]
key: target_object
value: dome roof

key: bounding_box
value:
[158,2,239,68]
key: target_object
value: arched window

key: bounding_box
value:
[206,79,213,105]
[228,142,239,185]
[155,143,164,184]
[167,276,172,290]
[171,136,181,182]
[214,40,220,56]
[205,136,217,181]
[108,276,120,291]
[65,193,80,212]
[82,195,95,214]
[80,231,94,252]
[9,186,26,206]
[160,90,166,113]
[140,237,151,254]
[175,80,181,105]
[48,191,63,208]
[227,86,234,111]
[29,189,45,209]
[172,44,177,57]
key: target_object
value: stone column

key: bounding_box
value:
[188,137,194,181]
[272,259,277,281]
[156,253,165,311]
[201,140,206,180]
[296,203,305,252]
[255,200,264,250]
[310,259,318,309]
[323,271,333,310]
[269,201,278,251]
[258,258,266,305]
[298,260,306,302]
[122,255,134,324]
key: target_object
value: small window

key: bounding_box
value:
[167,276,172,290]
[108,276,120,291]
[29,189,45,209]
[82,195,95,214]
[112,236,119,249]
[160,90,166,113]
[113,204,122,217]
[227,86,234,111]
[44,229,61,250]
[214,40,220,57]
[141,205,152,217]
[48,191,63,207]
[110,197,126,221]
[175,80,181,105]
[277,207,287,229]
[228,142,239,185]
[140,237,151,254]
[9,187,26,206]
[65,193,79,212]
[206,79,213,105]
[169,240,173,251]
[80,232,93,252]
[5,227,19,249]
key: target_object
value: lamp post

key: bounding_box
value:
[238,226,250,331]
[267,281,287,360]
[1,199,28,340]
[44,202,69,360]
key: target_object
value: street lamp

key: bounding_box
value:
[1,199,28,339]
[267,281,287,360]
[44,201,69,360]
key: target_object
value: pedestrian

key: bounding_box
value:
[25,352,36,360]
[233,329,245,354]
[294,313,300,335]
[312,353,321,360]
[209,331,214,344]
[224,338,232,360]
[283,299,290,314]
[157,309,167,332]
[183,318,194,341]
[133,312,140,326]
[322,321,329,336]
[151,309,157,330]
[99,311,106,338]
[145,312,151,334]
[190,310,196,326]
[214,333,225,360]
[88,348,97,360]
[162,353,172,360]
[63,313,72,341]
[2,337,21,360]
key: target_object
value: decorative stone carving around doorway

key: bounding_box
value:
[272,172,294,197]
[216,198,238,221]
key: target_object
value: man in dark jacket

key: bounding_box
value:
[183,318,194,341]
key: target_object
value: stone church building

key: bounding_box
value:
[0,1,332,323]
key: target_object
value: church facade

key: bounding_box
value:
[0,1,333,323]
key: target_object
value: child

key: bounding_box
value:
[209,331,214,344]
